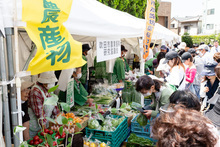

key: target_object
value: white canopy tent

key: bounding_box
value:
[0,0,180,41]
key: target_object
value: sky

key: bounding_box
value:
[164,0,203,18]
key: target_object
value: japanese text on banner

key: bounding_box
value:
[22,0,86,75]
[143,0,156,60]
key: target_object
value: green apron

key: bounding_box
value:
[74,80,88,106]
[145,58,156,75]
[94,56,109,80]
[28,85,55,138]
[80,55,87,84]
[112,57,129,83]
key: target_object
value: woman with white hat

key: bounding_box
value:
[28,71,60,138]
[21,81,34,141]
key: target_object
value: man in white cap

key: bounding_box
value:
[21,81,34,141]
[197,44,214,64]
[28,71,60,137]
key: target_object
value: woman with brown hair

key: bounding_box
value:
[163,51,186,90]
[213,52,220,63]
[152,108,220,147]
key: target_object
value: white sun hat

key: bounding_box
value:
[21,81,34,91]
[178,42,186,50]
[156,58,170,72]
[37,71,58,84]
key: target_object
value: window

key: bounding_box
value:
[171,24,175,28]
[184,26,189,30]
[207,9,215,15]
[206,24,214,30]
[184,26,190,33]
[165,16,168,28]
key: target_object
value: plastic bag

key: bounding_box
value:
[137,113,148,127]
[88,119,100,129]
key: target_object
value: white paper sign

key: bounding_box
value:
[96,38,121,62]
[66,78,74,108]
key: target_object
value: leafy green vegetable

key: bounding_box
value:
[120,103,127,108]
[118,117,125,124]
[88,119,100,129]
[111,108,118,114]
[128,133,154,146]
[111,119,119,128]
[137,113,148,127]
[130,102,142,110]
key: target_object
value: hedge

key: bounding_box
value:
[191,34,220,45]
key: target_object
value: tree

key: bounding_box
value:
[182,32,193,48]
[97,0,160,22]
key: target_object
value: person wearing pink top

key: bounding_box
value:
[181,52,197,95]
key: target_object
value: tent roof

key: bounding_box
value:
[1,0,180,42]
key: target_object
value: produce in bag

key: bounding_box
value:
[130,102,142,110]
[137,113,148,127]
[88,119,100,129]
[111,119,119,128]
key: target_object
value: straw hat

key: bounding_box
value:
[37,71,58,84]
[21,81,34,91]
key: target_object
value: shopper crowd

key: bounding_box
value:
[136,41,220,146]
[20,41,220,146]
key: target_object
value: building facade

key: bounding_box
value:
[202,0,220,34]
[157,0,171,29]
[170,16,202,36]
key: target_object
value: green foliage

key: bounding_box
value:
[98,0,160,21]
[46,134,53,147]
[48,85,59,93]
[13,126,26,135]
[60,102,70,112]
[182,33,193,48]
[191,34,219,45]
[59,126,63,137]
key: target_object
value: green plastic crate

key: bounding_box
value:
[86,115,128,147]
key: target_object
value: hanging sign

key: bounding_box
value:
[143,0,156,60]
[96,38,121,62]
[22,0,86,75]
[66,78,74,107]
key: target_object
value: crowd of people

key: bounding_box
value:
[19,41,220,146]
[135,40,220,146]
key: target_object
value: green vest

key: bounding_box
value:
[79,55,87,84]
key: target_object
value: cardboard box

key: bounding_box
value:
[49,116,89,133]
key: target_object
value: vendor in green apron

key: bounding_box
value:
[136,75,173,119]
[94,56,109,83]
[145,58,157,75]
[80,44,91,90]
[112,45,130,83]
[73,67,94,106]
[28,71,60,138]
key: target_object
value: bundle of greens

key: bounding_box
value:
[87,115,125,132]
[127,133,154,147]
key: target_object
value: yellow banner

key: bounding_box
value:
[143,0,156,60]
[22,0,86,75]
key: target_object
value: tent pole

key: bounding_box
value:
[0,31,12,147]
[22,43,36,71]
[138,38,145,106]
[14,0,23,142]
[5,28,20,147]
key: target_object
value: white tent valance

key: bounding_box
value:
[0,0,180,42]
